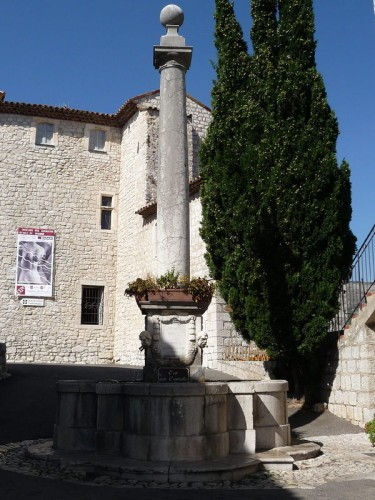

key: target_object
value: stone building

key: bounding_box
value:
[0,89,267,378]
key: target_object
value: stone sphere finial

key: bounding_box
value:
[160,4,184,27]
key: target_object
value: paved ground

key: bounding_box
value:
[0,363,374,499]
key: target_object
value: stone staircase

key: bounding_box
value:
[343,290,375,331]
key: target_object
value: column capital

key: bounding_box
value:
[153,45,193,71]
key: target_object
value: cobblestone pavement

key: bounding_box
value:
[0,433,373,490]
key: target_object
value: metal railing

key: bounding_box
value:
[331,224,375,333]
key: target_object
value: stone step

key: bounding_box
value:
[254,451,294,471]
[342,291,375,333]
[254,441,320,471]
[28,441,261,482]
[27,439,321,483]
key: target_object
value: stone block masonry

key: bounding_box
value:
[324,294,375,427]
[0,113,120,364]
[53,380,290,458]
[0,343,7,379]
[113,94,214,366]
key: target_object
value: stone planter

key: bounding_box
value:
[135,289,210,313]
[148,289,195,302]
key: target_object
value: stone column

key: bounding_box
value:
[154,5,192,278]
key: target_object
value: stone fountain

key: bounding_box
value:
[52,5,292,481]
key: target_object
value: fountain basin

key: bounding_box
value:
[53,380,290,461]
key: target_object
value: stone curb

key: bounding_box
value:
[26,439,322,481]
[1,434,373,490]
[27,440,262,483]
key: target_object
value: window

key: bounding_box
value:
[89,129,106,152]
[101,196,113,230]
[81,286,104,325]
[36,122,54,146]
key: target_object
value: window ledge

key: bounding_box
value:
[89,149,107,154]
[79,324,105,329]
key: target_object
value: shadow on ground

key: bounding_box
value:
[288,403,363,440]
[0,363,305,499]
[0,363,142,444]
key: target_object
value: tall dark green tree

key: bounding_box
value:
[201,0,356,403]
[200,0,251,283]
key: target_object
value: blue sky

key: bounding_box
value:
[0,0,374,246]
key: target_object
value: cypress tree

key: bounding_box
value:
[201,0,356,404]
[200,0,252,334]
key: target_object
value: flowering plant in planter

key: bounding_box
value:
[125,269,215,303]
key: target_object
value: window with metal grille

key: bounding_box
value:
[101,196,113,230]
[81,286,104,325]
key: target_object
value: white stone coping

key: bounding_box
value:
[227,380,289,393]
[56,380,289,396]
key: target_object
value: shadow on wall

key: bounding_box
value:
[319,332,340,405]
[261,332,340,435]
[0,363,143,445]
[191,128,201,179]
[262,331,339,405]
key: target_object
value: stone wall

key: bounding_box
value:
[113,108,153,366]
[0,113,120,364]
[113,95,216,365]
[0,343,7,379]
[324,293,375,427]
[203,294,270,380]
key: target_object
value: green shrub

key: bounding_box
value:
[365,414,375,446]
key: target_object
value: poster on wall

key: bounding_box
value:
[15,228,55,297]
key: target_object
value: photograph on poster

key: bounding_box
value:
[15,228,55,297]
[17,241,52,284]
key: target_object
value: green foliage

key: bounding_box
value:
[155,268,180,289]
[186,277,216,303]
[200,0,252,283]
[365,414,375,447]
[201,0,356,402]
[125,271,214,304]
[125,276,157,297]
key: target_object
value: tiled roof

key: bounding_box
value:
[136,177,202,218]
[0,90,210,127]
